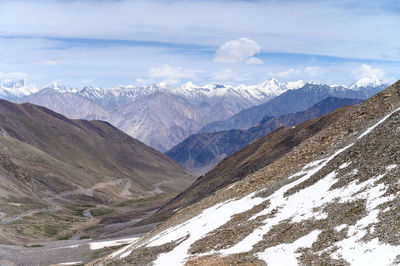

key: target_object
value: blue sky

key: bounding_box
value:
[0,0,399,87]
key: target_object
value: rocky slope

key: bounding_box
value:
[199,82,387,133]
[152,99,357,226]
[0,100,194,245]
[98,80,400,265]
[166,97,363,175]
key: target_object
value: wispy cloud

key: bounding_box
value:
[353,64,386,80]
[246,57,263,65]
[0,71,28,80]
[212,69,251,82]
[148,64,203,84]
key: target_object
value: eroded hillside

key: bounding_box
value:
[0,100,194,245]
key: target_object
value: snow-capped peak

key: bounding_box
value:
[285,80,305,90]
[46,81,78,93]
[258,79,281,90]
[0,79,39,99]
[349,77,384,90]
[181,81,198,89]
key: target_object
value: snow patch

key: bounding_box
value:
[56,262,82,265]
[256,230,321,265]
[357,106,400,140]
[90,237,139,250]
[339,162,351,169]
[146,194,265,265]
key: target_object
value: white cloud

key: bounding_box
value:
[214,38,261,63]
[135,78,154,86]
[353,64,385,80]
[304,66,322,77]
[148,64,202,83]
[275,68,301,78]
[267,66,324,80]
[212,68,251,82]
[245,57,264,65]
[43,59,58,66]
[0,71,28,80]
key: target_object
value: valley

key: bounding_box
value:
[0,100,194,249]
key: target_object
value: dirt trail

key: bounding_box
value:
[0,178,133,224]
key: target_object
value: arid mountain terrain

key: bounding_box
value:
[17,80,303,151]
[99,81,400,265]
[2,78,385,152]
[155,98,360,225]
[199,81,387,133]
[0,100,194,246]
[166,97,363,175]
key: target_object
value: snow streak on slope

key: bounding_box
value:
[89,237,139,250]
[107,104,400,265]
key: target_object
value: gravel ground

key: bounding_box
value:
[0,234,141,266]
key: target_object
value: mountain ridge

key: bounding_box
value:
[166,97,363,175]
[199,82,387,133]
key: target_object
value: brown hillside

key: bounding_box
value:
[0,100,194,244]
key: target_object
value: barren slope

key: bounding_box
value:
[100,81,400,265]
[151,99,356,226]
[0,100,194,245]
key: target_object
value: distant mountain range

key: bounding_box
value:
[199,77,388,133]
[166,97,363,175]
[1,77,389,152]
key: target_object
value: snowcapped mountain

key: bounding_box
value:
[199,81,389,133]
[0,79,38,100]
[75,79,306,110]
[13,77,390,151]
[99,80,400,266]
[349,76,384,90]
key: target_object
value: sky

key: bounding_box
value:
[0,0,399,88]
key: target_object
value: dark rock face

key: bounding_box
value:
[166,97,363,175]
